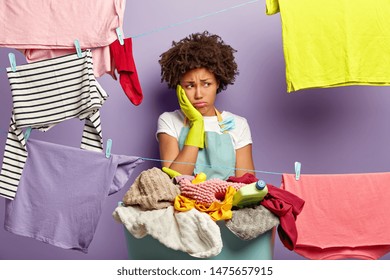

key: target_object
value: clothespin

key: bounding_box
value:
[295,161,301,181]
[8,53,17,72]
[219,116,236,133]
[74,39,82,58]
[105,138,112,158]
[116,27,124,45]
[24,127,32,142]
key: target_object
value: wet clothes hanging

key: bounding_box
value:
[0,50,107,200]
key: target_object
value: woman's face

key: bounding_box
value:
[180,68,219,117]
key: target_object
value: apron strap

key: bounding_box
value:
[214,108,223,122]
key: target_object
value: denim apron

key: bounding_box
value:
[178,109,235,180]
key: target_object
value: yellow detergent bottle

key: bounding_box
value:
[232,180,268,208]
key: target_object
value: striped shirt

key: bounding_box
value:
[0,50,108,200]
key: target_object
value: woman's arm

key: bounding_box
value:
[235,144,255,177]
[157,132,199,175]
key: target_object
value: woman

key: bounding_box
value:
[156,31,255,180]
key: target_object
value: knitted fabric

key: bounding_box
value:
[225,205,280,240]
[178,178,245,207]
[122,167,180,210]
[174,186,237,221]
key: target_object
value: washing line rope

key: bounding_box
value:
[140,156,285,176]
[0,128,287,176]
[131,0,260,39]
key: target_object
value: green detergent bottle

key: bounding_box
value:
[232,180,268,208]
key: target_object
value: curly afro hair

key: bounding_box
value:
[159,31,239,93]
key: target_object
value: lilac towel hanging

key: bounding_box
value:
[4,138,143,253]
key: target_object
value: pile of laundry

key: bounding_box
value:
[113,167,305,258]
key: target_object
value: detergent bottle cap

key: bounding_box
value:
[256,180,266,190]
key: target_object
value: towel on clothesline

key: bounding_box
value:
[282,172,390,260]
[266,0,390,92]
[4,138,143,253]
[113,205,222,258]
[0,0,126,49]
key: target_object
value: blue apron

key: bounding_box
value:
[178,109,236,180]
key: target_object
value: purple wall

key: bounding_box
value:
[1,0,389,260]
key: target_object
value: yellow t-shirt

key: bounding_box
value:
[266,0,390,92]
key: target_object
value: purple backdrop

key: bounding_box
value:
[1,0,389,260]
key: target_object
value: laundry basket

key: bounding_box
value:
[123,221,275,260]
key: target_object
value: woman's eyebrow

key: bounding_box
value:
[182,78,212,83]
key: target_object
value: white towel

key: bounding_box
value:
[113,205,222,258]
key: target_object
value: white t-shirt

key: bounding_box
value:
[156,110,252,150]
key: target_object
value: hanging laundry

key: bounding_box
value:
[0,0,125,49]
[0,50,107,200]
[21,47,113,78]
[282,173,390,260]
[110,38,143,106]
[4,138,143,253]
[113,205,222,258]
[266,0,390,92]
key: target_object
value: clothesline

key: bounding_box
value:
[4,127,390,177]
[130,0,260,39]
[139,156,285,176]
[0,126,285,176]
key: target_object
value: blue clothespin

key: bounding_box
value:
[105,138,112,158]
[74,39,82,58]
[116,27,124,45]
[8,53,17,72]
[24,127,32,141]
[219,116,235,133]
[295,161,301,181]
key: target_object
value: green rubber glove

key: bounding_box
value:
[176,85,205,148]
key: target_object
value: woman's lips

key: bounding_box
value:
[193,102,207,108]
